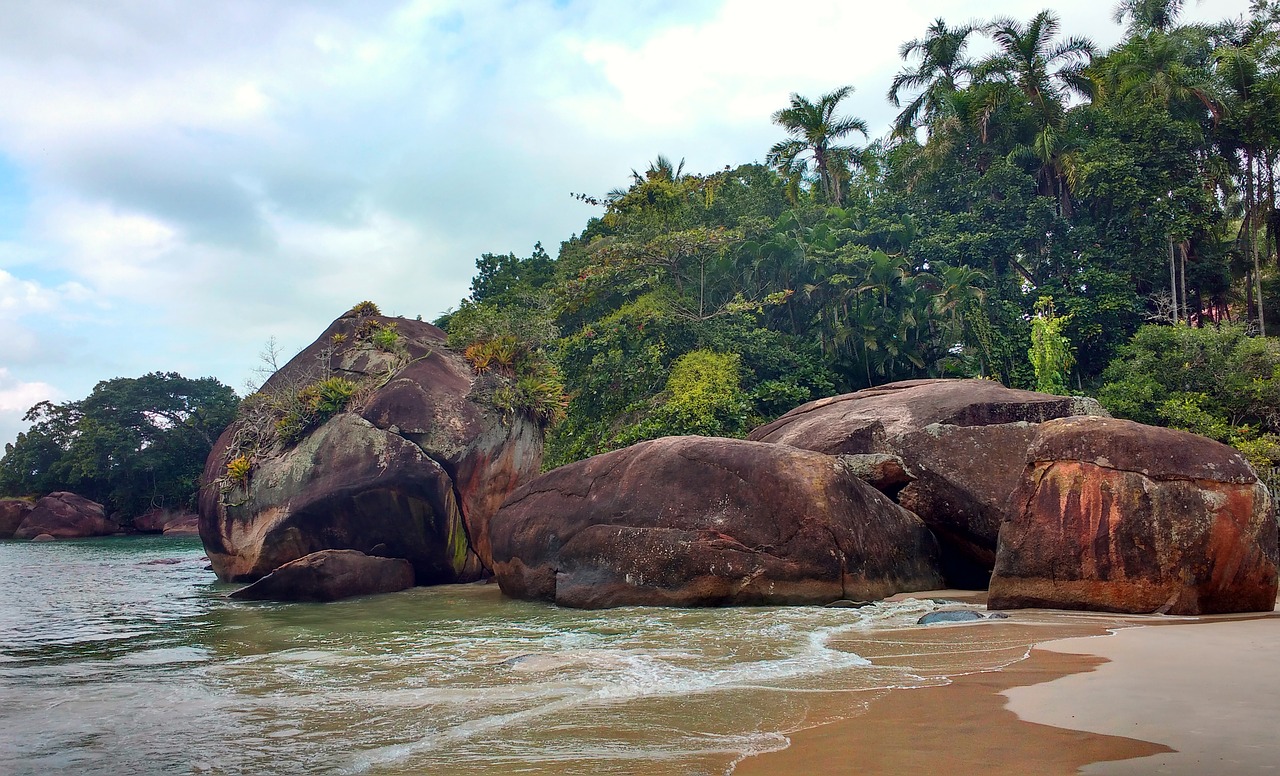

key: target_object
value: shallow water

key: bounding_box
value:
[0,537,1095,775]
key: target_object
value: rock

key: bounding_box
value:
[989,417,1279,615]
[837,454,914,496]
[490,435,943,609]
[824,599,875,608]
[0,498,33,539]
[161,514,200,536]
[748,379,1107,583]
[139,558,183,565]
[30,533,55,542]
[199,309,542,584]
[918,610,985,624]
[987,611,1010,619]
[134,509,196,534]
[13,493,120,539]
[228,549,415,602]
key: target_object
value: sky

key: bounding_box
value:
[0,0,1253,446]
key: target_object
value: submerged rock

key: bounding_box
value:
[229,549,415,602]
[30,533,55,542]
[989,417,1279,615]
[748,378,1106,582]
[918,610,985,624]
[490,435,943,609]
[14,493,120,540]
[199,308,542,584]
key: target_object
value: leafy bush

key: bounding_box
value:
[1099,323,1280,470]
[371,323,401,352]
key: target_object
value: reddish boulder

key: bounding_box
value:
[490,436,942,609]
[0,498,33,539]
[134,509,196,534]
[748,379,1106,580]
[199,308,542,584]
[989,417,1279,615]
[14,492,120,539]
[162,514,201,536]
[229,549,415,602]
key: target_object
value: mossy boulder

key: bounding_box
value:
[199,308,543,584]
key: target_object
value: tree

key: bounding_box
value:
[767,86,869,205]
[889,19,978,139]
[0,373,239,519]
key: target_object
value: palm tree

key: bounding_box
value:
[1093,26,1221,122]
[1113,0,1187,34]
[979,11,1095,211]
[768,86,868,205]
[888,19,978,139]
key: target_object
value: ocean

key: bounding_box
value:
[0,536,1095,775]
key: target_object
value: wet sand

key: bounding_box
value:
[737,595,1280,776]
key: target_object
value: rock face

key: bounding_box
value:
[134,509,198,534]
[229,549,415,602]
[162,514,200,536]
[748,379,1106,581]
[490,436,943,609]
[13,493,120,539]
[199,309,543,584]
[0,498,33,539]
[989,417,1279,615]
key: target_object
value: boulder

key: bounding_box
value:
[162,514,200,536]
[490,436,943,609]
[199,308,543,584]
[30,533,55,542]
[13,492,120,539]
[748,379,1106,582]
[134,509,194,534]
[228,549,415,602]
[0,498,33,539]
[989,417,1279,615]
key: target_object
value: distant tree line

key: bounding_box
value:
[441,1,1280,471]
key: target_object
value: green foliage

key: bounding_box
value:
[1028,296,1075,394]
[1100,323,1280,469]
[350,300,381,317]
[370,323,401,352]
[0,373,240,519]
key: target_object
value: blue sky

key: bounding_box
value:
[0,0,1252,446]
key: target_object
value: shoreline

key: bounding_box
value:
[736,596,1280,776]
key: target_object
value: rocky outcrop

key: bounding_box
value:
[162,514,200,536]
[490,436,943,609]
[989,417,1279,615]
[0,498,33,539]
[13,492,120,539]
[228,549,415,602]
[199,308,543,585]
[748,379,1106,581]
[134,509,198,534]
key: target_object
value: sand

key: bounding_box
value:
[736,598,1280,776]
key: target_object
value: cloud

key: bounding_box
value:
[0,0,1255,450]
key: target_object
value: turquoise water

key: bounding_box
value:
[0,537,998,775]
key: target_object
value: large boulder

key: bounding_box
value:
[13,492,120,539]
[490,436,943,609]
[989,417,1279,615]
[199,308,543,584]
[748,379,1106,581]
[0,498,33,539]
[134,509,195,534]
[229,549,415,602]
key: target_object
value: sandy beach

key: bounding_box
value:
[737,595,1280,776]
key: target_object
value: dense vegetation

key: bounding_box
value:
[442,1,1280,472]
[3,2,1279,515]
[0,373,239,520]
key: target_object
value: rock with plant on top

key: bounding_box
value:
[198,301,553,585]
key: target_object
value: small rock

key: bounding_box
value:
[139,558,183,566]
[30,533,56,542]
[824,599,874,608]
[987,611,1010,619]
[918,610,985,625]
